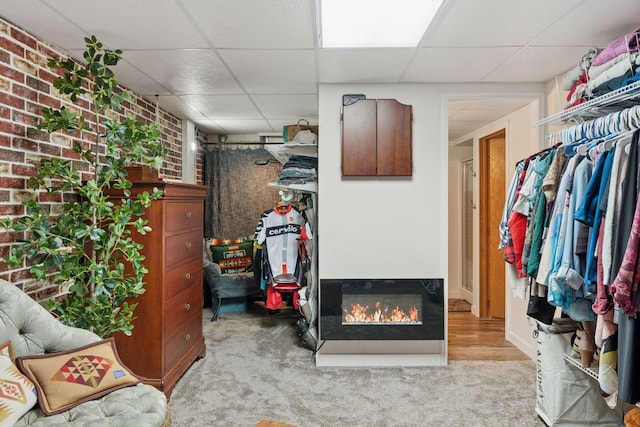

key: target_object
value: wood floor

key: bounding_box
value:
[448,311,530,361]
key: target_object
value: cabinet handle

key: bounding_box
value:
[185,211,192,218]
[184,303,191,311]
[184,334,191,341]
[183,272,191,280]
[184,241,192,249]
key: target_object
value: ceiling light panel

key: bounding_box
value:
[319,0,444,48]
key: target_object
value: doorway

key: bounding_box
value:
[479,129,506,319]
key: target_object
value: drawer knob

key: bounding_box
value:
[183,272,191,280]
[184,303,191,311]
[184,241,192,249]
[184,334,191,341]
[185,211,192,218]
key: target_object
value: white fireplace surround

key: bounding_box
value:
[315,340,446,367]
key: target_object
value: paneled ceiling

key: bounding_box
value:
[2,0,640,140]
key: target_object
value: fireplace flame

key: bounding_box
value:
[343,301,419,324]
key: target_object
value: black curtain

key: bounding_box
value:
[203,147,281,239]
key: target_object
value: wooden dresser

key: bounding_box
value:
[110,181,206,398]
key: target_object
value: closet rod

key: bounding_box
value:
[199,141,284,146]
[547,104,640,145]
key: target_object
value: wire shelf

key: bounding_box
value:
[563,353,600,381]
[533,80,640,127]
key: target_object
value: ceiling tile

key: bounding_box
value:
[483,46,593,82]
[179,94,262,119]
[212,119,274,134]
[317,48,415,83]
[1,0,89,49]
[531,0,640,46]
[42,0,209,49]
[402,47,520,82]
[179,0,316,49]
[122,49,242,95]
[65,49,173,97]
[193,119,226,135]
[423,0,582,47]
[220,50,316,94]
[252,94,318,119]
[157,95,210,121]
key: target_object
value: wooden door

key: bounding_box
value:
[479,130,506,318]
[342,99,377,176]
[376,99,412,176]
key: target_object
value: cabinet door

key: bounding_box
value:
[342,99,377,176]
[377,99,412,176]
[342,98,412,177]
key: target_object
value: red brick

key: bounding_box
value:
[37,43,59,62]
[0,134,9,147]
[0,147,24,162]
[0,63,24,83]
[13,138,38,151]
[61,147,81,160]
[25,100,43,115]
[13,137,38,151]
[36,285,61,302]
[38,93,61,109]
[25,128,49,142]
[40,143,61,157]
[10,27,38,51]
[0,177,25,189]
[26,75,49,93]
[0,49,9,65]
[0,36,24,57]
[12,110,37,126]
[0,105,9,119]
[13,83,38,101]
[0,92,26,110]
[0,120,25,136]
[11,163,34,177]
[0,204,24,215]
[38,68,58,85]
[0,229,24,244]
[38,192,62,203]
[10,268,33,283]
[0,190,9,202]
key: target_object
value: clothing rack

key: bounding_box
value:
[547,104,640,145]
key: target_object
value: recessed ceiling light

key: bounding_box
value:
[318,0,444,48]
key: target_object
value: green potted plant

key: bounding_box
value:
[1,36,168,338]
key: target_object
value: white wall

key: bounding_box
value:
[318,83,545,362]
[318,85,446,280]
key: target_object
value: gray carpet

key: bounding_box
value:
[169,304,545,427]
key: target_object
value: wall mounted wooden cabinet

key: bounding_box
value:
[342,98,412,177]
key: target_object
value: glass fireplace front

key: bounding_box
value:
[320,278,444,341]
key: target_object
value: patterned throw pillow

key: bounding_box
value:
[15,338,141,416]
[0,341,37,426]
[210,239,254,274]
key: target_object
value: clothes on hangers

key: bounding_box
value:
[501,125,640,404]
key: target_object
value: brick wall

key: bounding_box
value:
[0,17,196,299]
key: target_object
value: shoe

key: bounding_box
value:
[574,321,596,368]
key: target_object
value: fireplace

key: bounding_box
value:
[320,278,444,341]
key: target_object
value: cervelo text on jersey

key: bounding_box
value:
[266,224,301,236]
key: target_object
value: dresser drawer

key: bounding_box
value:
[165,201,203,233]
[164,287,203,371]
[165,229,202,269]
[165,257,202,301]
